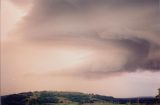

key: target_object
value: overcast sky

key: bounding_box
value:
[1,0,160,98]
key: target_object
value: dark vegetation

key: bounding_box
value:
[1,91,159,105]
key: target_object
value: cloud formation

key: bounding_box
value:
[11,0,160,78]
[9,0,31,9]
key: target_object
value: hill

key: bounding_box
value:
[1,91,158,105]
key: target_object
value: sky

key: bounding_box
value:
[1,0,160,98]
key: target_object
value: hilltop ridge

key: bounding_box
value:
[1,91,158,105]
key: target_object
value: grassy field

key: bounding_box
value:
[39,102,152,105]
[48,103,159,105]
[44,103,125,105]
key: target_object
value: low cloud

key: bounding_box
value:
[9,0,160,78]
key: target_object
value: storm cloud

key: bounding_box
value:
[10,0,160,78]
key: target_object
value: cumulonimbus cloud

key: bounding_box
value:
[12,0,160,78]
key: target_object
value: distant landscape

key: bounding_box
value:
[1,0,160,105]
[1,91,159,105]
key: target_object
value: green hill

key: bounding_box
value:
[1,91,114,105]
[1,91,158,105]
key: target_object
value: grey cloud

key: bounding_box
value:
[143,59,160,70]
[15,0,160,78]
[40,38,160,79]
[18,0,159,43]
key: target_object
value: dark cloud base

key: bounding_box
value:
[14,0,160,78]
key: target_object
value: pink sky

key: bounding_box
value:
[1,0,160,98]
